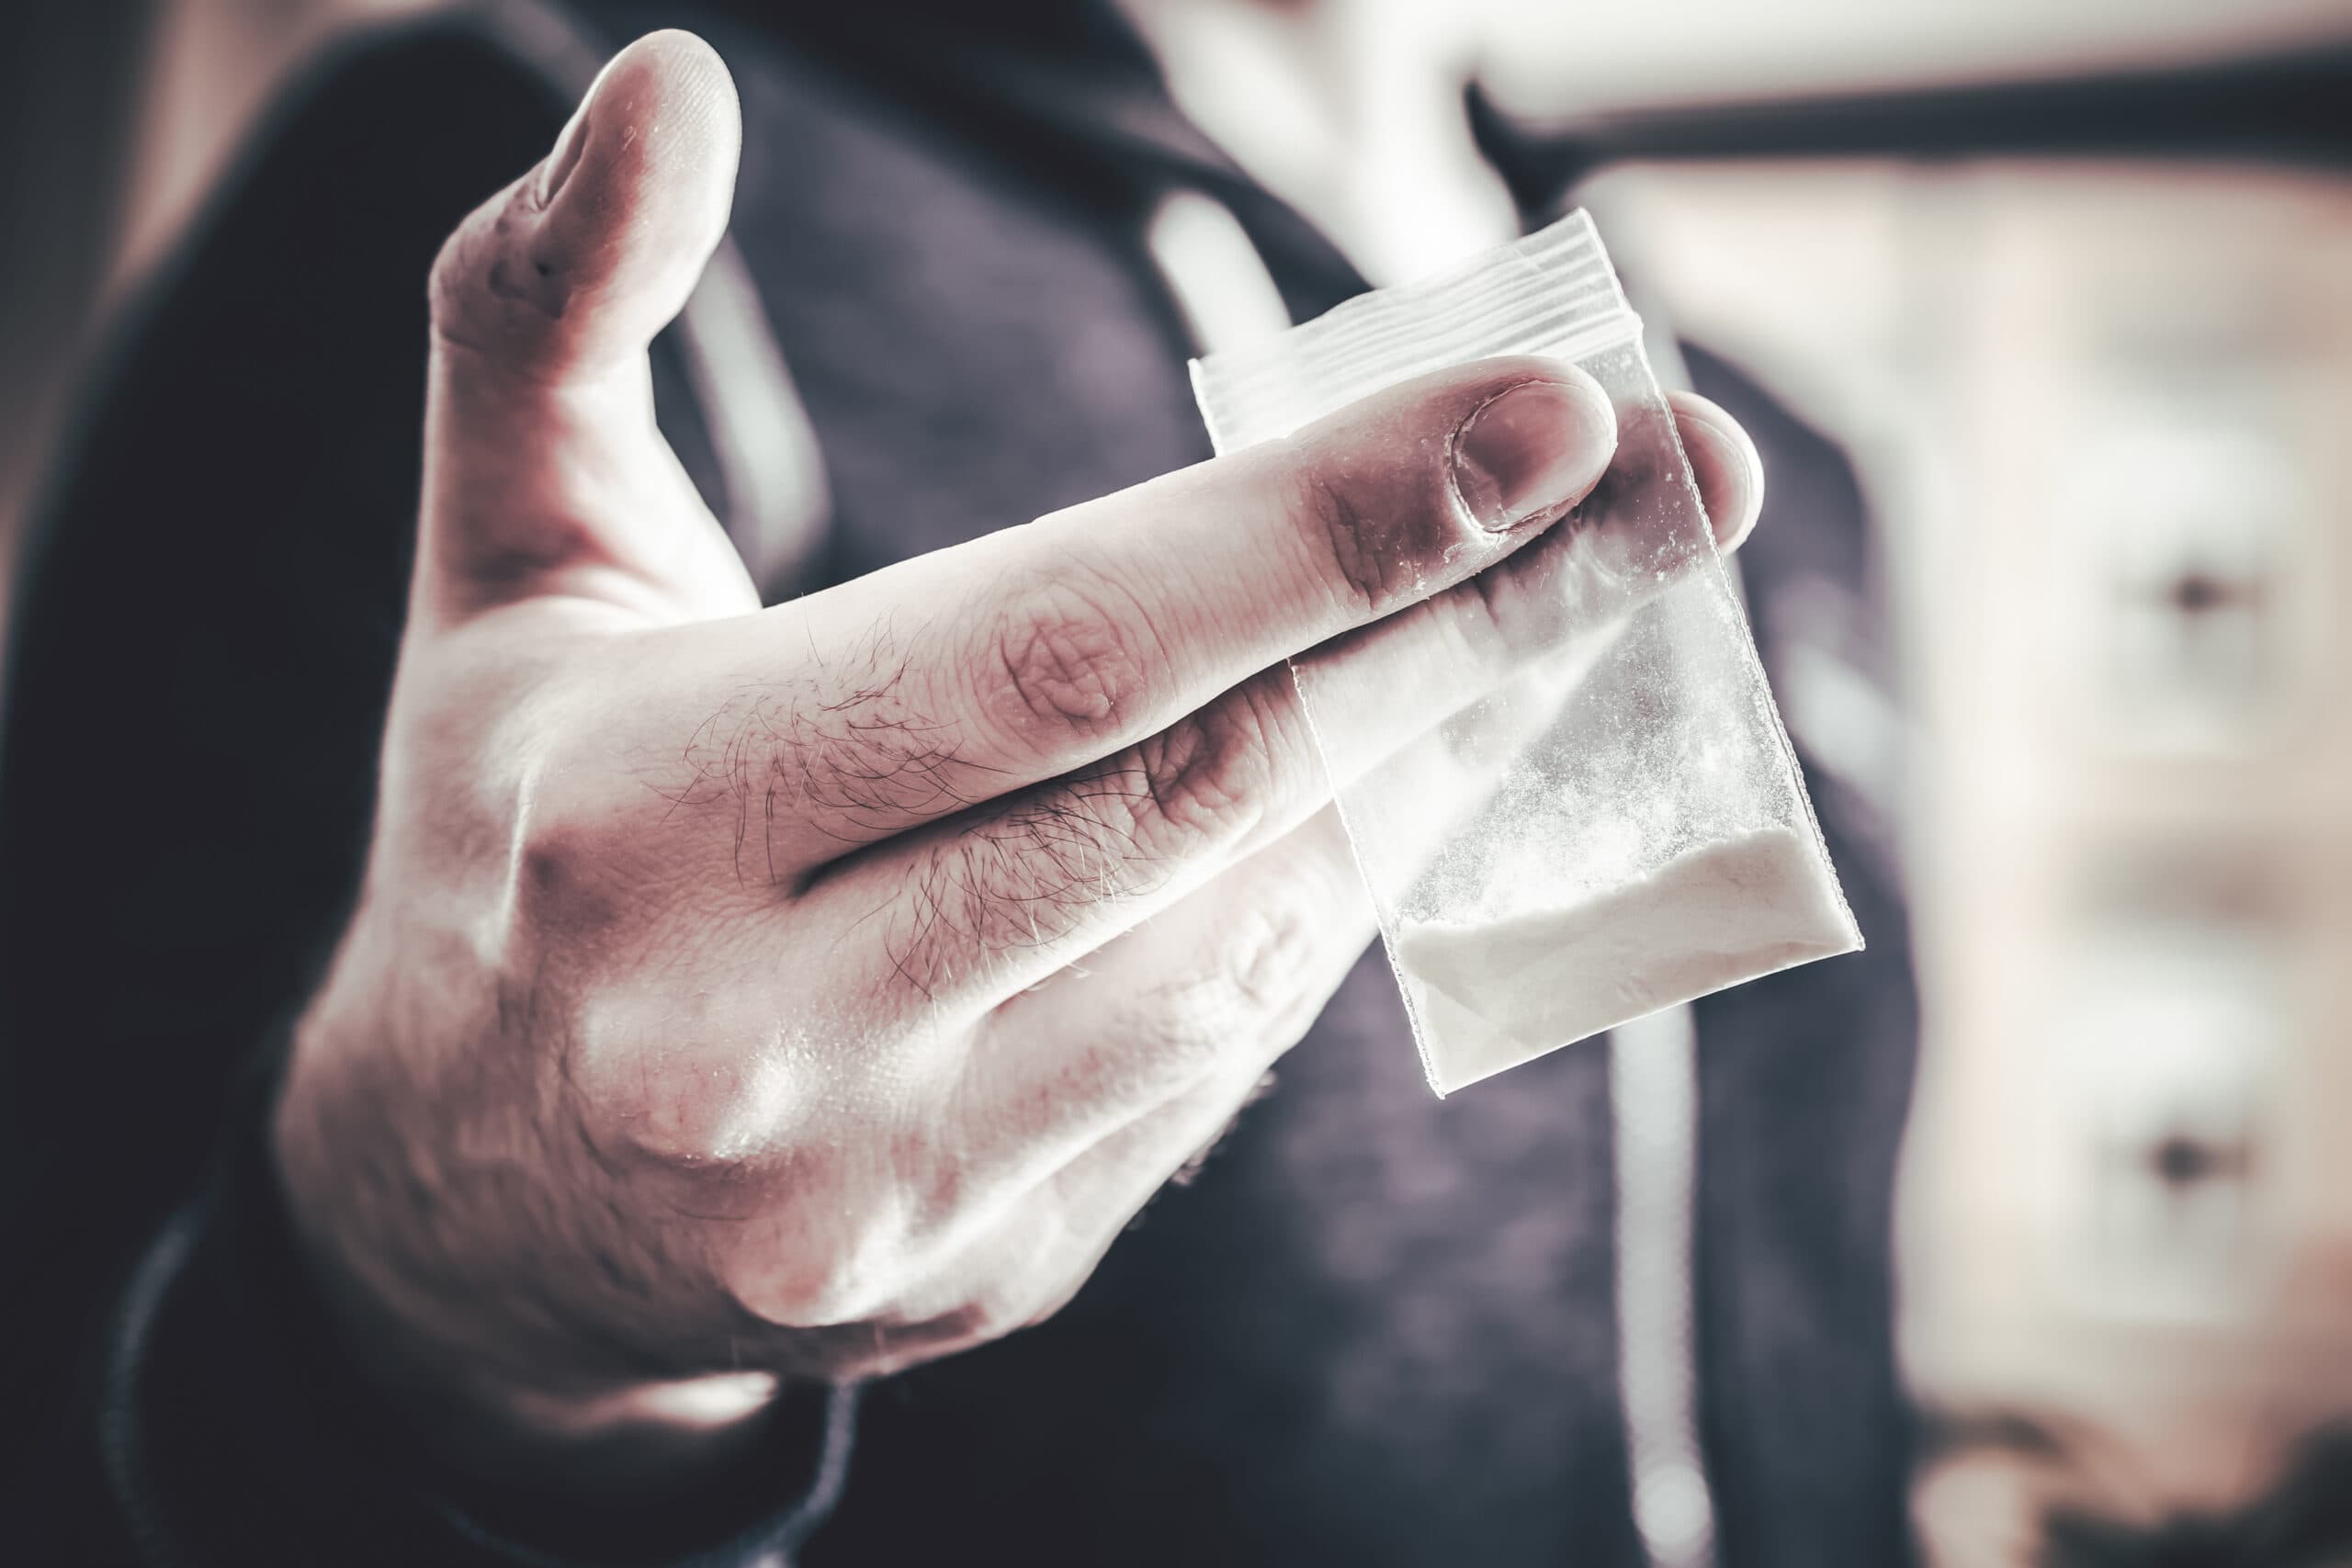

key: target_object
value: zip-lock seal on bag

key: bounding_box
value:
[1191,211,1861,1094]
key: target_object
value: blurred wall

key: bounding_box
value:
[1475,0,2350,120]
[1590,157,2352,1558]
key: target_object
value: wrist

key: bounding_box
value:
[269,1009,782,1506]
[164,1061,848,1563]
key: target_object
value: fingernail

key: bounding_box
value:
[1451,372,1617,532]
[535,96,594,208]
[1674,399,1765,548]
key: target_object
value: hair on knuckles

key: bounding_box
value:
[982,569,1161,749]
[880,792,1156,1001]
[651,619,987,883]
[874,694,1280,998]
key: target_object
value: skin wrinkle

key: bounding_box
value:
[1282,391,1521,618]
[432,182,575,365]
[979,557,1171,752]
[1290,458,1399,615]
[647,622,995,886]
[841,645,1312,1011]
[887,778,1147,1002]
[994,588,1130,731]
[1054,922,1299,1125]
[302,984,696,1401]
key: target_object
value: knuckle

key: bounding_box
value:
[920,798,1126,968]
[1130,996,1236,1093]
[876,827,1108,996]
[894,684,1295,976]
[927,704,1274,958]
[610,1056,772,1171]
[428,181,565,365]
[512,812,627,942]
[721,1162,918,1328]
[744,1247,892,1330]
[1054,987,1230,1115]
[554,966,825,1181]
[1218,888,1329,1025]
[1284,458,1416,615]
[1126,688,1280,851]
[504,747,673,944]
[1150,851,1358,1064]
[563,1027,760,1173]
[1160,892,1326,1055]
[983,570,1155,748]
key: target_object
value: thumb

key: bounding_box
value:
[419,30,751,621]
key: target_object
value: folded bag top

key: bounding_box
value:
[1192,211,1860,1095]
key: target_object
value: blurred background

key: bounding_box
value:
[5,0,2349,1561]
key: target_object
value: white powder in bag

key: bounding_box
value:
[1394,825,1857,1094]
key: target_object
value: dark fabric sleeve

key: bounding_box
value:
[0,20,845,1563]
[94,1054,853,1568]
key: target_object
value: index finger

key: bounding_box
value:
[610,355,1623,872]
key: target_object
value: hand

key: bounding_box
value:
[273,30,1766,1494]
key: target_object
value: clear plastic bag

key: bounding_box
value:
[1192,211,1860,1094]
